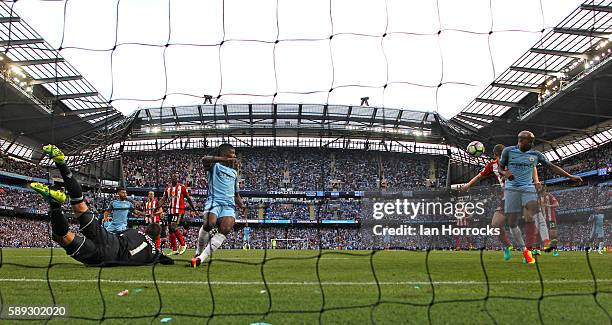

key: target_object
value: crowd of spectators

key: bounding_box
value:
[3,213,609,251]
[122,148,448,192]
[558,142,612,174]
[0,187,48,211]
[0,152,48,179]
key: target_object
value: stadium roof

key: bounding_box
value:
[0,2,123,158]
[129,104,445,143]
[449,0,612,159]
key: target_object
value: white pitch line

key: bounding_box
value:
[0,278,609,286]
[3,256,358,260]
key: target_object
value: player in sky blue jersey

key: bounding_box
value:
[192,143,247,267]
[103,187,144,234]
[499,130,582,264]
[588,208,605,254]
[243,226,251,250]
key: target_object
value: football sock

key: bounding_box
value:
[524,221,537,250]
[198,233,226,262]
[535,212,549,242]
[49,201,68,237]
[175,229,185,246]
[510,226,525,249]
[56,163,83,204]
[196,226,211,256]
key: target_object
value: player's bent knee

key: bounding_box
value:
[491,212,505,227]
[52,232,74,246]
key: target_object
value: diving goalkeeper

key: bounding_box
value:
[31,145,173,266]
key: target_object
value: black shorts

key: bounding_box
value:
[167,214,182,224]
[65,211,120,266]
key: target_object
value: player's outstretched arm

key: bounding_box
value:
[157,190,168,212]
[183,187,197,213]
[201,156,239,169]
[462,174,482,191]
[548,163,582,183]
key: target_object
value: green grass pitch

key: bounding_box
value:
[0,249,610,324]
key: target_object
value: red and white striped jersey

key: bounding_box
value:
[456,216,471,227]
[455,208,471,227]
[479,158,505,188]
[541,193,558,222]
[145,198,160,223]
[164,183,189,215]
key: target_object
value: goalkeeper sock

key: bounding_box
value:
[195,226,211,256]
[535,212,549,242]
[56,163,83,204]
[49,201,69,237]
[510,226,525,250]
[199,233,226,262]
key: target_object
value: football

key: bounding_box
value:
[467,141,485,157]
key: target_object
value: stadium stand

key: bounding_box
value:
[122,148,448,191]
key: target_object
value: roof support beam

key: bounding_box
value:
[580,4,612,13]
[510,66,559,75]
[553,27,610,38]
[529,48,588,60]
[450,118,479,133]
[57,107,113,116]
[491,82,543,93]
[475,98,527,109]
[455,114,490,127]
[30,75,82,85]
[81,110,117,122]
[92,112,122,128]
[0,39,45,46]
[197,105,204,125]
[13,58,65,66]
[0,17,21,24]
[51,92,98,101]
[460,112,500,121]
[394,110,403,128]
[370,107,377,126]
[345,106,352,125]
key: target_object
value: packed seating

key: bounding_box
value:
[122,148,448,191]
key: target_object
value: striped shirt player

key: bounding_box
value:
[541,193,558,225]
[479,158,505,211]
[164,183,189,216]
[144,194,160,224]
[157,173,197,255]
[455,207,472,227]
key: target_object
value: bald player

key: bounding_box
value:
[499,131,582,264]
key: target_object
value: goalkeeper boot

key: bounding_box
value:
[190,257,201,268]
[552,249,559,257]
[522,248,535,264]
[30,182,66,205]
[42,145,65,164]
[503,246,512,261]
